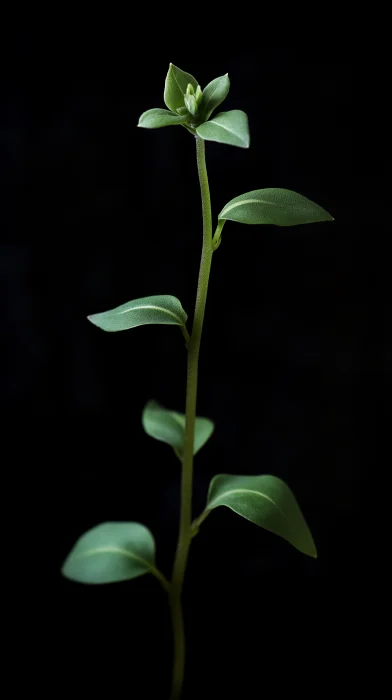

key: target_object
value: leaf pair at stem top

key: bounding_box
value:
[138,63,250,149]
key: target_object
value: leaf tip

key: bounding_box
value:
[87,314,99,328]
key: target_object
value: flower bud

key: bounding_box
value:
[184,94,198,117]
[186,83,195,97]
[195,85,203,105]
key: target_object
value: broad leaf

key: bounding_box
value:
[219,189,334,226]
[206,474,317,558]
[142,399,214,460]
[164,63,198,113]
[138,108,188,129]
[88,295,187,333]
[61,522,157,584]
[199,74,230,121]
[196,110,249,148]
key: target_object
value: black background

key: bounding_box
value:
[2,31,381,698]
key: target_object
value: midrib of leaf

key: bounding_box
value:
[78,546,154,571]
[116,304,183,324]
[172,70,187,100]
[209,487,290,523]
[220,198,279,216]
[207,118,247,144]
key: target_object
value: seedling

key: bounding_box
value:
[62,64,334,699]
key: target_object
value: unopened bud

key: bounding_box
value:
[184,94,198,117]
[186,83,195,97]
[195,85,203,105]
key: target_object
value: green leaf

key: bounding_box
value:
[87,295,187,333]
[199,74,230,121]
[138,108,188,129]
[142,399,214,460]
[196,110,249,148]
[164,63,198,113]
[61,522,157,584]
[219,188,334,226]
[206,474,317,558]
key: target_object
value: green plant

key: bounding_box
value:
[61,63,334,699]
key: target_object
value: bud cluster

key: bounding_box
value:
[178,83,203,121]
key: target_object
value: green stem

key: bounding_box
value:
[169,136,213,700]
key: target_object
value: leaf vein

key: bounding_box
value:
[209,487,290,523]
[220,199,278,216]
[115,304,183,324]
[207,119,246,144]
[78,546,153,571]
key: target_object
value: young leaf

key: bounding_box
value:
[138,108,188,129]
[184,94,198,116]
[219,189,334,226]
[196,110,249,148]
[206,474,317,558]
[199,74,230,121]
[61,522,158,584]
[142,399,214,460]
[87,295,188,333]
[164,63,198,114]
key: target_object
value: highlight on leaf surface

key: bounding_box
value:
[164,63,199,114]
[142,399,214,460]
[87,295,188,333]
[61,522,158,584]
[196,110,250,148]
[219,189,334,226]
[199,74,230,122]
[206,474,317,558]
[138,108,189,129]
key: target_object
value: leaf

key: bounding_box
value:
[87,295,188,333]
[199,74,230,121]
[138,108,188,129]
[219,188,334,226]
[142,399,214,460]
[164,63,198,113]
[61,522,157,584]
[206,474,317,558]
[196,110,249,148]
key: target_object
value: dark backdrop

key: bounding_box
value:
[2,35,378,698]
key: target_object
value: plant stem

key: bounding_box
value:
[169,136,213,700]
